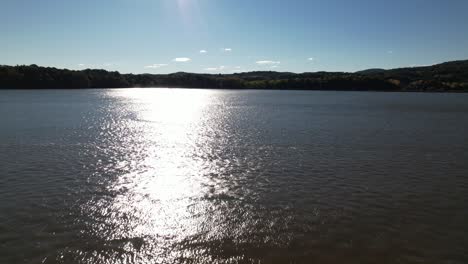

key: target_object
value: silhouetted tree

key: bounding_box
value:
[1,60,468,91]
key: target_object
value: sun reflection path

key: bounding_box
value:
[75,88,301,263]
[95,89,232,262]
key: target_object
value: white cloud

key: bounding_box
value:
[307,57,314,61]
[200,50,207,53]
[387,50,393,54]
[173,57,191,62]
[234,66,241,69]
[77,64,85,67]
[144,64,168,69]
[271,65,279,68]
[223,48,232,52]
[204,66,227,71]
[256,60,280,65]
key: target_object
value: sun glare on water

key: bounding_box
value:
[83,88,234,262]
[110,88,211,200]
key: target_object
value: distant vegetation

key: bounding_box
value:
[1,60,468,91]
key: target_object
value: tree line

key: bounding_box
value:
[1,60,468,91]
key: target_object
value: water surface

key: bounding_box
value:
[1,89,468,263]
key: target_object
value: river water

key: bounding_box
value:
[1,89,467,263]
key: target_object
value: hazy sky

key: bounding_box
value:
[1,0,468,74]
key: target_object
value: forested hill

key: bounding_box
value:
[1,60,468,91]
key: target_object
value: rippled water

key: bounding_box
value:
[1,89,468,264]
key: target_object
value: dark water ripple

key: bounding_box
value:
[1,89,468,263]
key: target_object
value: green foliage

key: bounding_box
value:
[1,60,468,91]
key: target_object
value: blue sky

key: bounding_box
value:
[1,0,468,74]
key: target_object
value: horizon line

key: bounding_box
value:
[2,58,467,75]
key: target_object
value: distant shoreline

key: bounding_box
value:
[2,88,467,94]
[1,60,468,92]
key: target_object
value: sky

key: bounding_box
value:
[1,0,468,74]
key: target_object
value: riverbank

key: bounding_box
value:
[1,60,468,92]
